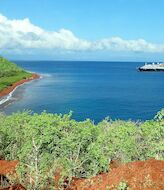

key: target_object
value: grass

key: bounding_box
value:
[0,57,32,91]
[0,72,32,91]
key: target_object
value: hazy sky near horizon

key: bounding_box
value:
[0,0,164,61]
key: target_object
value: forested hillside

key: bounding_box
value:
[0,109,163,189]
[0,57,32,91]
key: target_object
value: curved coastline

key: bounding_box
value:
[0,73,40,106]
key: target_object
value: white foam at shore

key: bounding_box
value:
[0,72,52,107]
[39,73,52,78]
[0,84,21,106]
[0,74,42,107]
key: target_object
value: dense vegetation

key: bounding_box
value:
[0,57,32,91]
[0,110,163,189]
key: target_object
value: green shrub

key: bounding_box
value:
[118,181,128,190]
[0,110,163,189]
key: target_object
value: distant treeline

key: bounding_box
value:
[0,110,163,189]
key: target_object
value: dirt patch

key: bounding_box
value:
[67,159,164,190]
[0,159,163,189]
[0,160,19,175]
[0,184,26,190]
[0,160,21,190]
[0,73,40,98]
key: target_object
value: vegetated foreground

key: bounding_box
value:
[0,110,163,189]
[0,159,163,190]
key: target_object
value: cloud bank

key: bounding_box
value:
[0,14,164,55]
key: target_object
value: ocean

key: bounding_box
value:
[0,61,164,122]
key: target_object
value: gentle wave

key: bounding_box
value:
[0,74,42,107]
[39,73,52,78]
[0,85,20,106]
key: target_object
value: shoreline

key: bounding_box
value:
[0,73,40,99]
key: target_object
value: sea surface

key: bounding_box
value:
[0,61,164,122]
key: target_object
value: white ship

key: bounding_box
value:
[138,63,164,71]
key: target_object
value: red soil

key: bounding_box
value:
[1,184,26,190]
[0,161,26,190]
[67,159,164,190]
[0,73,40,98]
[0,160,19,175]
[0,159,163,190]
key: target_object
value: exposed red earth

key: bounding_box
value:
[1,184,25,190]
[0,159,163,190]
[0,160,24,190]
[67,159,164,190]
[0,160,19,175]
[0,73,40,98]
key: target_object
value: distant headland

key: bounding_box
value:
[0,57,39,99]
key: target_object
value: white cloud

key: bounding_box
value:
[0,14,164,54]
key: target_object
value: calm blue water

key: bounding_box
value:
[1,61,164,122]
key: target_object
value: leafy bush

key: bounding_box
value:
[118,181,128,190]
[0,109,163,189]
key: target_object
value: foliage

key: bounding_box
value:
[118,181,128,190]
[0,57,32,91]
[0,109,163,189]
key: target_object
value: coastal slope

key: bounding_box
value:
[0,57,39,97]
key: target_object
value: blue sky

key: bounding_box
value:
[0,0,164,61]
